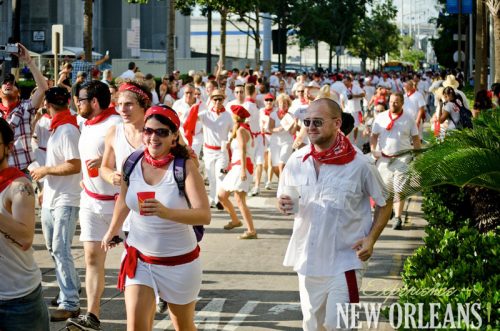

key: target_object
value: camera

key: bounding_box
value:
[0,44,19,53]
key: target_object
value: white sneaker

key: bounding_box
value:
[248,187,260,196]
[265,182,272,190]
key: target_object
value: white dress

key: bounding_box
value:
[221,132,254,192]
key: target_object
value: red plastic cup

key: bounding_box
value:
[86,160,99,178]
[137,192,155,215]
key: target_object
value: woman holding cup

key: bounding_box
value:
[102,105,210,331]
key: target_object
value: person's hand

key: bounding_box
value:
[30,166,48,181]
[278,195,294,215]
[140,198,168,218]
[86,157,102,169]
[217,58,223,68]
[240,171,247,181]
[292,138,302,150]
[101,230,120,252]
[371,150,382,159]
[352,237,375,261]
[16,43,32,64]
[110,171,122,186]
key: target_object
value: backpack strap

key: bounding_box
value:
[122,149,145,186]
[173,157,192,208]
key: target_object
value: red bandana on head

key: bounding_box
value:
[143,148,174,168]
[0,167,26,193]
[0,101,20,119]
[302,132,356,165]
[49,110,79,133]
[84,107,118,126]
[386,110,403,131]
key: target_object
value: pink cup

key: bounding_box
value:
[137,192,155,215]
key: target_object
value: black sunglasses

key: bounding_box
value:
[265,99,274,102]
[143,127,171,138]
[303,118,337,128]
[213,98,224,102]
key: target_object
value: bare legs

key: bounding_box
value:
[218,189,256,234]
[83,241,107,318]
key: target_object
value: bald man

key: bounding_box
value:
[277,98,392,330]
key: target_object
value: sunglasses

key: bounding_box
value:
[143,127,171,138]
[297,90,305,93]
[265,99,274,102]
[303,118,337,128]
[213,98,224,102]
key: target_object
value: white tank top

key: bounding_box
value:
[125,159,197,257]
[230,132,254,164]
[0,185,41,300]
[114,123,142,172]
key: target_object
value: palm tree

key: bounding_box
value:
[83,0,93,61]
[485,0,500,82]
[475,0,488,93]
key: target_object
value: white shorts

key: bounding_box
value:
[270,142,293,167]
[298,269,364,331]
[125,257,202,305]
[376,154,412,199]
[79,209,113,242]
[253,136,265,165]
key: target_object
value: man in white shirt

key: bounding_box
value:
[66,81,122,331]
[403,80,426,139]
[277,98,392,331]
[30,87,82,321]
[370,92,421,230]
[340,76,365,142]
[119,62,136,80]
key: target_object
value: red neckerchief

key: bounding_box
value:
[238,122,252,133]
[245,97,256,103]
[300,98,308,105]
[406,90,415,98]
[42,113,52,119]
[84,107,118,126]
[211,106,226,115]
[302,132,356,165]
[0,167,26,193]
[0,101,20,119]
[49,109,78,133]
[143,148,174,168]
[278,109,287,120]
[169,92,178,100]
[386,110,403,131]
[263,107,273,116]
[183,102,201,146]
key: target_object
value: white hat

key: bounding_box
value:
[442,75,460,89]
[306,81,320,89]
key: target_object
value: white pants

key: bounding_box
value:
[298,270,364,331]
[203,147,227,204]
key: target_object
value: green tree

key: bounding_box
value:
[84,0,93,61]
[485,0,500,82]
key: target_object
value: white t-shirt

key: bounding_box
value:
[443,102,461,131]
[371,111,418,155]
[278,147,386,276]
[342,85,364,113]
[198,109,233,147]
[43,124,81,209]
[79,114,122,214]
[243,100,260,134]
[33,115,52,166]
[403,91,426,120]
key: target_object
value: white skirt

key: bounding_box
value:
[221,164,253,193]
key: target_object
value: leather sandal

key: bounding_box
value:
[238,231,258,239]
[223,221,243,230]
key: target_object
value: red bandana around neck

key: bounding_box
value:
[238,122,252,133]
[302,132,356,165]
[143,148,174,168]
[0,101,20,119]
[84,107,118,126]
[278,109,288,120]
[406,90,415,98]
[300,98,308,105]
[263,107,273,117]
[0,167,26,193]
[245,97,256,103]
[49,110,79,133]
[386,110,403,131]
[211,106,226,115]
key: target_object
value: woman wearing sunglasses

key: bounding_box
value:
[102,105,210,331]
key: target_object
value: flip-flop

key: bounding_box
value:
[238,231,258,239]
[223,221,243,230]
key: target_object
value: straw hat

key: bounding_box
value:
[442,75,459,89]
[210,89,225,99]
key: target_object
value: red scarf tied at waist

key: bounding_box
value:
[0,167,26,193]
[302,132,356,165]
[84,107,118,126]
[117,243,200,291]
[386,110,403,131]
[182,102,201,146]
[49,109,79,133]
[0,101,20,119]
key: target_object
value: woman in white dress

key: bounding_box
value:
[218,105,257,239]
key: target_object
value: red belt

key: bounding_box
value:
[229,157,254,175]
[83,183,117,201]
[345,270,359,303]
[117,243,200,291]
[204,143,221,150]
[252,132,265,146]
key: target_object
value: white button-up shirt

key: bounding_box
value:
[278,147,386,277]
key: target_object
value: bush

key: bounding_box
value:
[393,186,499,330]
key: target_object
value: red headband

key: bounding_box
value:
[119,83,150,101]
[144,105,180,129]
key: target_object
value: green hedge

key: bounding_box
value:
[394,186,499,330]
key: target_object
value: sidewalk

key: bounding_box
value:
[34,186,426,331]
